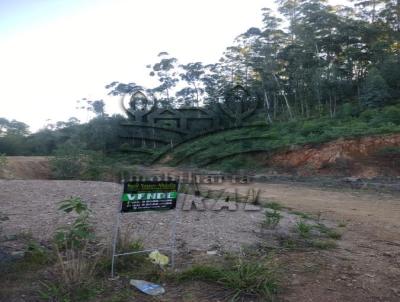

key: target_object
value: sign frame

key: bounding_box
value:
[111,180,180,278]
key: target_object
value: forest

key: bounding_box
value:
[1,0,399,157]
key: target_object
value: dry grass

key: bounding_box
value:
[55,244,101,287]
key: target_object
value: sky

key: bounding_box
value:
[0,0,349,132]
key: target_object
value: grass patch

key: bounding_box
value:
[290,210,313,220]
[295,220,312,238]
[311,239,338,250]
[313,224,342,239]
[174,257,278,301]
[263,209,282,229]
[279,238,299,249]
[24,242,53,267]
[263,201,283,211]
[38,279,103,302]
[175,265,224,282]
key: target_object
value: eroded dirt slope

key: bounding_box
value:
[0,157,51,179]
[263,133,400,177]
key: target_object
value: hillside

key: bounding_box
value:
[157,104,400,177]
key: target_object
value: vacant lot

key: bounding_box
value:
[0,173,399,301]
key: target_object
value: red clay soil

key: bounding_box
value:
[264,134,400,177]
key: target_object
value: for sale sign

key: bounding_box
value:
[121,181,178,212]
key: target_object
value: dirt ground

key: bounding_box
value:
[0,157,51,180]
[140,166,400,301]
[0,180,266,254]
[0,163,399,301]
[208,182,400,302]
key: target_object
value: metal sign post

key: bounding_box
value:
[111,180,179,278]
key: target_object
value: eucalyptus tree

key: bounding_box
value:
[351,0,386,23]
[201,63,228,106]
[379,0,400,32]
[360,67,390,107]
[276,0,303,42]
[177,62,205,107]
[243,9,291,121]
[148,52,179,108]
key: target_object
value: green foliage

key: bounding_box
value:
[38,281,71,302]
[50,144,106,180]
[54,197,94,249]
[176,265,224,282]
[39,280,101,302]
[219,259,278,301]
[326,230,342,240]
[311,239,337,250]
[360,68,390,108]
[175,257,278,301]
[295,220,312,238]
[166,103,400,168]
[2,0,400,159]
[338,103,361,118]
[314,224,342,240]
[50,145,85,179]
[264,209,282,229]
[58,197,89,214]
[128,239,144,252]
[264,201,283,211]
[291,211,313,220]
[24,242,51,266]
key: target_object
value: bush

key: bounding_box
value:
[50,145,105,180]
[50,145,85,179]
[338,102,361,118]
[264,209,282,228]
[39,197,102,302]
[175,257,278,301]
[381,106,400,125]
[295,220,312,238]
[54,197,94,249]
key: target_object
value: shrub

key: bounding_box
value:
[24,242,51,266]
[220,258,278,300]
[50,145,85,179]
[54,197,94,249]
[313,224,342,240]
[175,257,278,301]
[264,209,282,229]
[295,220,312,238]
[264,201,283,211]
[360,68,390,108]
[338,102,361,118]
[40,197,102,302]
[51,145,105,180]
[381,105,400,125]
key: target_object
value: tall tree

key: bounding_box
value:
[148,52,179,107]
[360,67,390,107]
[177,62,205,107]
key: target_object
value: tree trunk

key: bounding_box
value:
[272,73,293,119]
